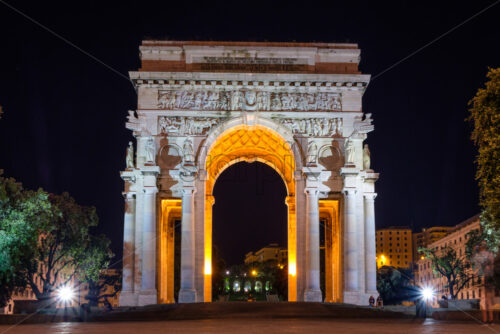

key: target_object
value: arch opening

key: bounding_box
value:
[212,161,288,301]
[203,124,297,302]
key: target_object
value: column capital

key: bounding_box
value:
[142,186,158,195]
[343,187,357,196]
[304,187,320,197]
[122,192,136,200]
[181,186,197,197]
[363,192,377,200]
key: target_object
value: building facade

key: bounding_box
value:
[375,227,413,269]
[413,226,454,261]
[119,41,379,306]
[415,215,500,307]
[244,243,287,266]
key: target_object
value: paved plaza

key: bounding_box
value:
[0,319,497,334]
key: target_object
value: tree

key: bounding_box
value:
[376,266,416,304]
[419,246,475,299]
[468,68,500,234]
[20,192,103,302]
[211,244,227,300]
[0,171,52,307]
[78,235,119,306]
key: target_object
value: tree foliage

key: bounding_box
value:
[0,171,113,306]
[376,266,416,304]
[419,246,474,299]
[0,171,52,307]
[469,67,500,233]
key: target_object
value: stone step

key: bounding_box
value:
[89,302,410,322]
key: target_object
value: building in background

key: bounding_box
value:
[415,215,499,307]
[244,243,287,267]
[413,226,454,261]
[375,227,413,269]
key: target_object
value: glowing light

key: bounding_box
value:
[289,262,296,276]
[421,287,434,301]
[420,256,425,260]
[226,270,230,275]
[56,285,74,303]
[204,260,212,275]
[251,270,257,276]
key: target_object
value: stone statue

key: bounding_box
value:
[183,137,195,164]
[145,138,155,163]
[345,139,355,165]
[363,144,371,170]
[307,140,318,165]
[126,141,134,169]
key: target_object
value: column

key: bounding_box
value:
[304,188,322,302]
[364,193,377,293]
[138,185,158,306]
[120,193,136,306]
[344,188,358,292]
[179,186,197,303]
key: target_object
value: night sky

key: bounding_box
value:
[0,1,499,265]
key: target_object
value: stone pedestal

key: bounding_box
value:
[138,290,158,306]
[179,185,198,303]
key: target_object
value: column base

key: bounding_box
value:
[343,291,362,305]
[304,289,323,302]
[119,291,138,306]
[178,289,197,303]
[138,289,157,306]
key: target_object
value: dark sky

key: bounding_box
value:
[213,162,287,265]
[0,1,499,264]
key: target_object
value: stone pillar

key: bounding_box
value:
[344,188,358,292]
[138,186,158,305]
[304,187,322,302]
[138,166,160,306]
[179,186,198,303]
[119,192,136,306]
[364,193,377,293]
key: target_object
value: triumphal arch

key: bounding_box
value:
[119,41,379,306]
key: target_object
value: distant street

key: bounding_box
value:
[0,319,496,334]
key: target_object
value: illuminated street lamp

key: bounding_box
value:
[56,285,75,304]
[421,287,434,301]
[251,270,257,276]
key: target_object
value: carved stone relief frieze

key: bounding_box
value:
[158,116,223,136]
[157,90,341,112]
[277,118,343,137]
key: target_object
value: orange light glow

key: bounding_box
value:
[289,262,296,276]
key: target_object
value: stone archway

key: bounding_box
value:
[202,124,297,302]
[119,41,379,307]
